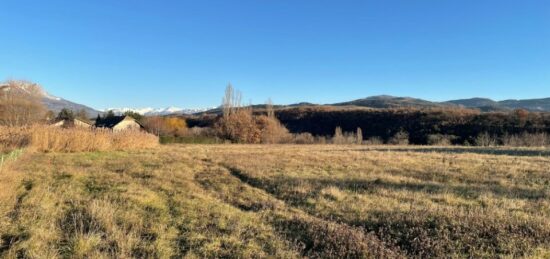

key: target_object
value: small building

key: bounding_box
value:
[52,118,93,128]
[95,116,142,131]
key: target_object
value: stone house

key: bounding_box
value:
[95,116,142,131]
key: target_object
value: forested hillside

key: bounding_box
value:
[276,107,550,144]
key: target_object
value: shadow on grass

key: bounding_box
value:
[228,166,546,203]
[356,208,550,258]
[362,147,550,157]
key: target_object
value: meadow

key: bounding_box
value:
[1,144,550,258]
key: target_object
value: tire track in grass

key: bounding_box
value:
[0,179,33,256]
[221,164,550,258]
[194,161,404,258]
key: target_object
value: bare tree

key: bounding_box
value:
[356,127,363,144]
[0,80,46,126]
[222,83,234,117]
[266,98,275,118]
[222,83,242,117]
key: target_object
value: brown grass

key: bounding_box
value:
[1,144,549,258]
[0,126,30,153]
[1,126,159,153]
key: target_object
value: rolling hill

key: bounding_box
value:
[330,96,550,112]
[332,95,445,109]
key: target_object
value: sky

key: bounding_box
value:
[1,0,549,109]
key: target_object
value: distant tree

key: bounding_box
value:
[475,132,497,147]
[45,110,56,122]
[514,109,529,127]
[266,98,275,118]
[356,127,363,144]
[332,127,345,144]
[104,110,116,118]
[165,117,188,136]
[56,108,75,121]
[124,111,143,121]
[0,80,46,126]
[222,83,242,117]
[388,130,409,145]
[75,109,89,120]
[256,115,290,144]
[142,116,169,136]
[215,85,290,143]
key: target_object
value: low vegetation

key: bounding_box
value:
[1,145,549,258]
[0,126,158,153]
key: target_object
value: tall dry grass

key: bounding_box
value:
[1,126,158,153]
[0,126,31,153]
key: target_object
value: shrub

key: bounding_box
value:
[214,109,291,144]
[292,133,316,144]
[255,115,291,144]
[214,108,261,143]
[475,132,497,147]
[141,116,188,137]
[502,132,549,147]
[164,117,188,137]
[427,134,455,146]
[332,127,345,144]
[388,130,409,145]
[364,137,383,145]
[331,127,361,145]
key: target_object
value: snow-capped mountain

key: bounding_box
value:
[106,107,213,116]
[1,81,101,117]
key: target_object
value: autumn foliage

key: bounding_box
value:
[213,84,290,144]
[142,116,188,137]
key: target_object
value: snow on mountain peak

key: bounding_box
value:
[105,107,211,116]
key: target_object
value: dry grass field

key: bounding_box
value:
[1,144,550,258]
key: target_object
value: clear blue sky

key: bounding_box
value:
[1,0,549,109]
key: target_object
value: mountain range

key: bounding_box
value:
[335,95,550,112]
[106,107,213,116]
[4,82,550,115]
[1,81,100,116]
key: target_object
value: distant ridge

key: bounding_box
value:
[1,81,101,117]
[4,81,550,115]
[444,98,499,108]
[333,95,445,109]
[202,95,550,114]
[107,107,213,116]
[328,95,550,112]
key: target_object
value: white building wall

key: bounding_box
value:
[113,119,141,132]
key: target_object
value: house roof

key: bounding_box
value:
[95,116,142,128]
[95,116,129,128]
[52,118,92,126]
[75,118,93,125]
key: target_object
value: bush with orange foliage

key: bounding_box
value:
[214,108,261,143]
[164,117,188,136]
[214,108,291,144]
[142,116,188,137]
[255,115,291,144]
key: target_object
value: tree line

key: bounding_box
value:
[3,79,550,146]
